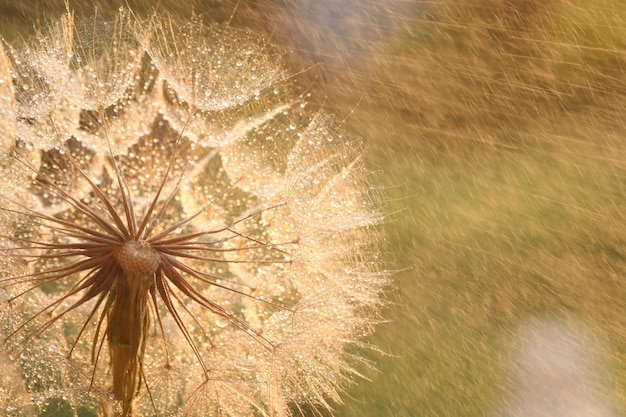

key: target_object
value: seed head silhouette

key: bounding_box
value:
[0,10,387,417]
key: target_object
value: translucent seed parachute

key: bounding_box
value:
[0,9,388,417]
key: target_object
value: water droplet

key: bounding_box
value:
[215,315,229,328]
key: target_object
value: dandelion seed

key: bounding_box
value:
[0,10,387,417]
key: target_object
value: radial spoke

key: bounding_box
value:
[0,252,116,286]
[160,255,275,351]
[67,289,110,358]
[151,238,296,253]
[148,285,171,365]
[4,260,115,344]
[225,227,292,257]
[145,180,246,242]
[98,111,137,238]
[155,269,209,376]
[12,154,129,240]
[0,196,124,244]
[136,121,197,239]
[163,255,292,313]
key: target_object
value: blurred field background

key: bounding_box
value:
[1,0,625,416]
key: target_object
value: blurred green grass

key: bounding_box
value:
[2,0,626,416]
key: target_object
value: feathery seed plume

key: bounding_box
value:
[0,9,387,417]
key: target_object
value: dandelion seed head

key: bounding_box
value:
[0,9,387,417]
[116,241,160,276]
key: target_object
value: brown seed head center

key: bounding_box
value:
[116,240,160,276]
